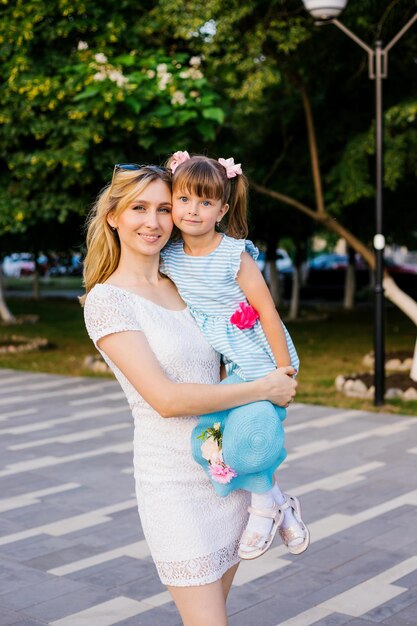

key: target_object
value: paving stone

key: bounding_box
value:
[1,370,417,626]
[302,573,372,606]
[263,567,337,600]
[228,593,309,625]
[346,617,375,626]
[0,504,87,527]
[0,519,25,535]
[395,569,417,588]
[312,615,353,626]
[21,545,100,572]
[330,549,410,580]
[365,524,417,551]
[335,516,414,546]
[381,615,417,626]
[67,556,150,589]
[19,586,118,622]
[0,577,86,611]
[68,523,144,549]
[0,606,23,625]
[2,618,46,626]
[363,588,417,622]
[0,536,74,563]
[0,562,51,595]
[111,565,167,600]
[227,585,276,615]
[295,540,373,573]
[233,561,305,592]
[114,606,182,626]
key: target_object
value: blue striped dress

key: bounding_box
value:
[160,235,299,382]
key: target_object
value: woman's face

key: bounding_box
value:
[109,179,173,257]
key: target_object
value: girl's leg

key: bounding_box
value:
[238,489,279,558]
[167,579,228,626]
[271,483,310,554]
[239,484,310,558]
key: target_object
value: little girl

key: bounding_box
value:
[160,151,309,559]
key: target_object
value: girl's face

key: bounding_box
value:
[108,179,173,256]
[172,188,228,238]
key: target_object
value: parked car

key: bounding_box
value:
[304,253,417,300]
[2,253,35,277]
[307,253,350,271]
[48,253,83,277]
[385,258,417,276]
[307,253,417,275]
[256,249,294,275]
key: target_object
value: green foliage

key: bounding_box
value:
[0,0,224,235]
[1,0,417,251]
[162,0,417,247]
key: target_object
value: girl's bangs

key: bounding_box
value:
[174,160,225,200]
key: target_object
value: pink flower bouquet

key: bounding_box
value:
[197,422,237,484]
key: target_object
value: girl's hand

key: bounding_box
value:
[261,366,297,407]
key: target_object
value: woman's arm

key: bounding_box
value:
[237,251,292,367]
[98,331,296,418]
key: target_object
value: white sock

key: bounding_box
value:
[244,490,276,539]
[271,482,285,505]
[271,482,303,546]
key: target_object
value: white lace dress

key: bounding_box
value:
[84,283,250,587]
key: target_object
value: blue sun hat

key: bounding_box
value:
[190,373,287,497]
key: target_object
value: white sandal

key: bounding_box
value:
[278,494,310,555]
[238,503,283,560]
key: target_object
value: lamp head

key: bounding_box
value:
[301,0,348,20]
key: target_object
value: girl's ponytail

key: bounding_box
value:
[226,173,248,239]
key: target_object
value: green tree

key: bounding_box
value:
[0,0,226,318]
[159,0,417,321]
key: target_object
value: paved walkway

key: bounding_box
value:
[0,368,416,626]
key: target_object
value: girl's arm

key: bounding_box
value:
[236,251,292,367]
[98,330,296,417]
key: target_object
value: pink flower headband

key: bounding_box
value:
[170,150,242,178]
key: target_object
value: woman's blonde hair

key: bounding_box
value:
[81,166,172,303]
[167,154,248,239]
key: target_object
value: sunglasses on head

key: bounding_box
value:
[111,163,167,187]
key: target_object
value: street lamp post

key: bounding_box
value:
[301,0,417,406]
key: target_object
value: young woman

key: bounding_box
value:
[82,164,297,626]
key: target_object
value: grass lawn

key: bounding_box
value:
[0,296,416,416]
[4,276,83,292]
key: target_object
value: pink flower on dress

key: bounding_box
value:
[230,302,259,330]
[209,462,238,484]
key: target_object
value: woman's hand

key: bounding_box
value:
[261,366,297,407]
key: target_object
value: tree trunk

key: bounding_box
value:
[268,260,281,307]
[383,274,417,382]
[343,247,356,310]
[383,274,417,326]
[32,252,40,300]
[0,270,14,322]
[410,338,417,383]
[288,264,300,320]
[32,270,40,300]
[265,235,280,307]
[251,82,417,356]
